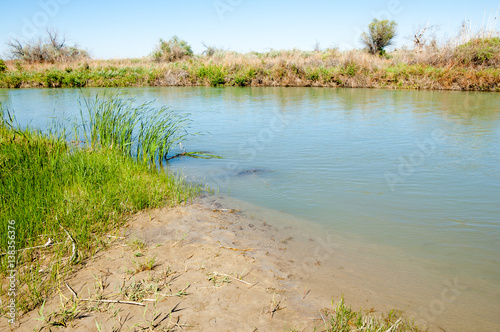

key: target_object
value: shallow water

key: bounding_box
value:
[2,87,500,330]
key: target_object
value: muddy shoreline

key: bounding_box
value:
[6,196,495,331]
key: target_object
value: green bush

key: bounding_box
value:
[361,19,397,55]
[342,63,358,77]
[63,71,87,87]
[45,69,64,87]
[455,37,500,66]
[197,64,226,86]
[153,36,193,62]
[3,73,23,88]
[0,59,7,73]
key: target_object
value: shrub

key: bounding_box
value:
[153,36,193,62]
[6,29,89,63]
[45,69,64,87]
[454,37,500,66]
[202,43,224,57]
[361,19,397,55]
[197,64,226,86]
[0,59,6,73]
[3,73,22,88]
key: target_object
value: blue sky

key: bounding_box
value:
[1,0,499,59]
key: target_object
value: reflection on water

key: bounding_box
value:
[1,87,500,330]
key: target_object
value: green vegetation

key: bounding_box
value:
[455,37,500,66]
[0,97,202,313]
[0,22,499,91]
[1,50,498,91]
[321,297,422,331]
[361,19,398,55]
[0,59,6,73]
[81,96,213,164]
[152,35,193,62]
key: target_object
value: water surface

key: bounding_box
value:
[2,87,499,331]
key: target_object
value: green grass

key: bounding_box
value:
[2,50,500,91]
[321,297,423,331]
[0,97,202,314]
[285,297,424,332]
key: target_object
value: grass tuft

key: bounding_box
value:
[321,297,423,332]
[0,98,202,314]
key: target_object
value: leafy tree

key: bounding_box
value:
[361,19,397,55]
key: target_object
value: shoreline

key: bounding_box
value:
[4,194,499,331]
[5,196,424,331]
[1,57,499,92]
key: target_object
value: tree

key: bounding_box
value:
[361,19,397,55]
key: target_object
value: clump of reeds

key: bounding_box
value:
[0,98,201,314]
[81,95,205,165]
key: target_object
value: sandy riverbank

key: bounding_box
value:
[9,197,333,331]
[4,196,447,331]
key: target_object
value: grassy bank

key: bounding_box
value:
[1,47,499,91]
[0,97,202,314]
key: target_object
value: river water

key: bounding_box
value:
[2,87,499,331]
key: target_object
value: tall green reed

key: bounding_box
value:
[81,95,139,154]
[81,94,193,164]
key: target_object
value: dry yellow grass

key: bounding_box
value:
[1,46,499,91]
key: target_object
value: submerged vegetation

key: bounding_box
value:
[0,96,202,313]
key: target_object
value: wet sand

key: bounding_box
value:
[8,196,498,331]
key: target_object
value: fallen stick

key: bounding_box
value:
[66,282,145,306]
[210,208,240,213]
[0,239,61,256]
[213,272,252,285]
[79,299,146,306]
[61,226,78,263]
[106,235,126,239]
[220,246,254,252]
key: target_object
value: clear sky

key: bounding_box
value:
[1,0,499,59]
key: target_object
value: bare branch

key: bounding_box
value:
[413,23,436,51]
[5,29,88,63]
